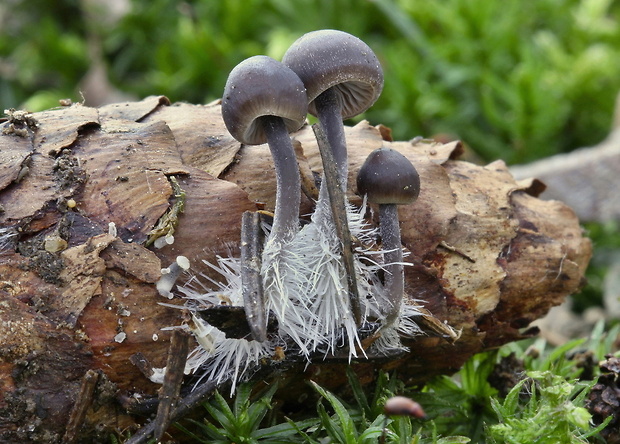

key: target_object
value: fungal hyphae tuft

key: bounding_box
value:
[282,198,384,356]
[168,256,274,394]
[0,227,17,252]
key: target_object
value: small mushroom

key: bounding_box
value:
[156,256,191,299]
[282,29,383,184]
[380,395,427,443]
[222,55,307,243]
[356,147,420,326]
[384,396,427,418]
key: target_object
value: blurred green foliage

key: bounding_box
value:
[576,220,620,313]
[2,0,620,163]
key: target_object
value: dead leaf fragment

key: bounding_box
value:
[52,233,117,326]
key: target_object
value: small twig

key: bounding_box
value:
[416,307,461,343]
[129,352,155,380]
[62,369,100,443]
[240,210,267,341]
[153,329,190,441]
[126,362,279,444]
[125,381,218,444]
[146,175,186,247]
[312,123,362,325]
[126,375,234,444]
[118,393,159,416]
[438,241,476,263]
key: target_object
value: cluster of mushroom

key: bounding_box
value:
[176,30,422,391]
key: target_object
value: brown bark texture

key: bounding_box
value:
[0,97,590,442]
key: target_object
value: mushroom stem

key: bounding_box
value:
[313,88,348,187]
[378,204,404,326]
[313,89,363,326]
[261,115,301,243]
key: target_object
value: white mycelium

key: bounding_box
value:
[279,197,382,357]
[168,197,423,394]
[0,227,17,252]
[172,257,274,394]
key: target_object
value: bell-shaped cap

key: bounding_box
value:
[356,147,420,205]
[282,30,383,120]
[222,55,308,145]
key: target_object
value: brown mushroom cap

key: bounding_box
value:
[282,30,383,120]
[222,55,307,145]
[384,396,427,418]
[356,147,420,205]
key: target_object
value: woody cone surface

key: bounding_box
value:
[0,97,590,441]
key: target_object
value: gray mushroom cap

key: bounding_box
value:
[356,147,420,205]
[222,55,308,145]
[282,29,384,120]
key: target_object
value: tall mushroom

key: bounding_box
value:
[356,147,420,326]
[169,56,310,392]
[281,30,384,353]
[222,55,312,350]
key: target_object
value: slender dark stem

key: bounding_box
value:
[313,88,348,187]
[312,89,363,324]
[379,204,404,325]
[261,115,301,243]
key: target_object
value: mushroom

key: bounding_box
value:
[222,55,307,244]
[156,256,191,299]
[222,55,312,346]
[279,30,384,353]
[356,147,420,326]
[166,57,308,389]
[384,396,427,418]
[282,29,383,184]
[380,396,427,443]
